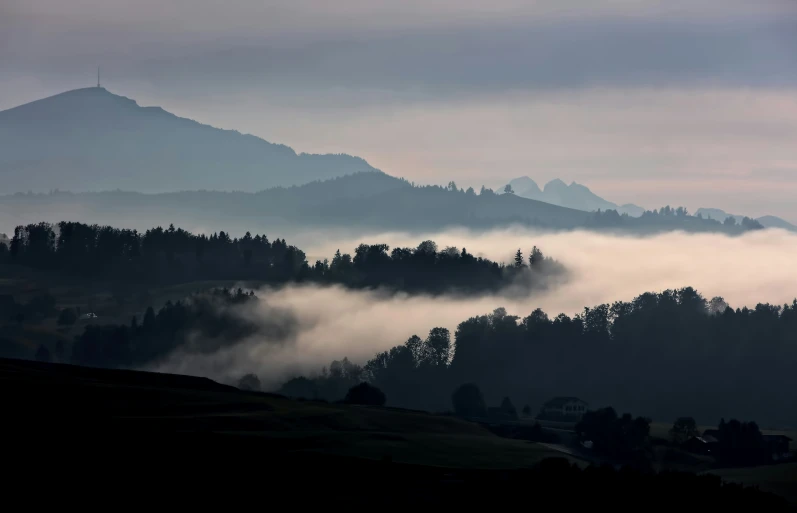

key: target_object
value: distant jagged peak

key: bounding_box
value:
[507,176,541,195]
[543,178,569,192]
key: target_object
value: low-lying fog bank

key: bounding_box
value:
[153,227,797,391]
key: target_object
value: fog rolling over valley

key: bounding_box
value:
[153,228,797,384]
[129,226,797,429]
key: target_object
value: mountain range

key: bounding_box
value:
[0,87,789,237]
[0,173,760,239]
[0,87,376,193]
[695,208,797,232]
[506,177,645,217]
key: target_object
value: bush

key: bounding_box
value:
[35,345,52,363]
[344,382,386,406]
[57,308,78,326]
[576,407,651,463]
[669,416,698,444]
[500,396,518,419]
[238,373,261,391]
[451,383,487,418]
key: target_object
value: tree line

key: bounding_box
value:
[68,288,262,369]
[279,287,797,427]
[587,205,763,232]
[1,221,562,295]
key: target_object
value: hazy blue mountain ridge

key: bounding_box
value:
[0,173,759,238]
[0,87,377,193]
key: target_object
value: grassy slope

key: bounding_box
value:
[0,357,574,470]
[649,421,797,502]
[706,464,797,504]
[650,422,797,451]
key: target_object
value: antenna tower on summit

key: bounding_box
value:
[97,67,101,88]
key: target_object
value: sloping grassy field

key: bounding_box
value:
[0,357,573,469]
[706,464,797,504]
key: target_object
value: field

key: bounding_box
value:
[0,356,576,470]
[650,422,797,451]
[707,464,797,504]
[1,357,794,505]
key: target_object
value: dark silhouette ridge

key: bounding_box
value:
[0,87,377,193]
[0,173,763,236]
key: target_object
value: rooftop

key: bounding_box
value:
[543,397,587,408]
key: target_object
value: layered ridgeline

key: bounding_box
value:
[0,87,376,192]
[505,177,644,217]
[695,208,797,232]
[0,174,763,236]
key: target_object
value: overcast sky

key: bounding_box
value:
[2,0,797,221]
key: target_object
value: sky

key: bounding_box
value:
[2,0,797,221]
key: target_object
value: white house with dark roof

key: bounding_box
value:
[537,396,589,421]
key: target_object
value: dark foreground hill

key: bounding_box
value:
[0,87,376,193]
[1,357,791,507]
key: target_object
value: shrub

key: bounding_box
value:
[344,382,386,406]
[238,373,261,391]
[57,308,78,326]
[451,383,487,418]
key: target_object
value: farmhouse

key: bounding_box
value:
[682,435,719,455]
[763,434,793,460]
[537,396,588,421]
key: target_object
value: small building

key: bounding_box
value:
[682,435,719,455]
[763,435,793,460]
[537,396,588,422]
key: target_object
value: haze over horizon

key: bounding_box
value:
[2,0,796,221]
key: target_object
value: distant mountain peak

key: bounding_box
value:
[543,178,568,192]
[507,176,541,195]
[504,176,643,217]
[0,87,378,193]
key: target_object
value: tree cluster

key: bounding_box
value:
[3,221,562,295]
[588,205,763,233]
[284,287,797,426]
[575,407,651,464]
[0,292,57,324]
[71,288,260,368]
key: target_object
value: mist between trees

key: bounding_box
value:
[7,226,797,427]
[55,280,797,431]
[270,287,797,428]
